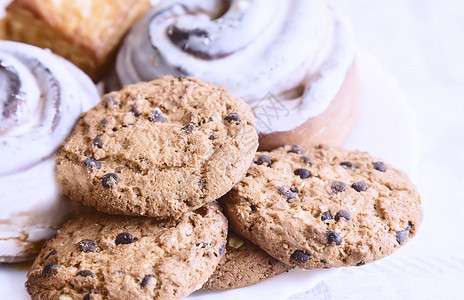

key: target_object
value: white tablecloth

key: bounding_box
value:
[292,1,464,299]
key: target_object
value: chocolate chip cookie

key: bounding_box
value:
[25,203,228,300]
[202,232,292,290]
[56,76,258,219]
[221,144,423,269]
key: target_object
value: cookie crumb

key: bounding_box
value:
[228,236,244,249]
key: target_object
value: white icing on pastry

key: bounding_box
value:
[0,41,100,261]
[117,0,355,133]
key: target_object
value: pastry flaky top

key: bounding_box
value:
[5,0,151,80]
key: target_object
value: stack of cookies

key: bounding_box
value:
[25,76,422,299]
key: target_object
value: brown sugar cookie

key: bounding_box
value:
[221,144,423,269]
[56,76,258,219]
[25,203,228,300]
[202,232,292,290]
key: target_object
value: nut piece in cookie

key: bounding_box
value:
[25,203,228,300]
[56,76,258,219]
[202,232,292,290]
[221,144,423,269]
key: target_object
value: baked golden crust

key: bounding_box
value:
[5,0,150,81]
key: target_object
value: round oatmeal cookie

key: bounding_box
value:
[56,76,258,219]
[202,231,292,290]
[25,203,228,300]
[221,144,423,269]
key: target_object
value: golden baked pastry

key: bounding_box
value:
[4,0,150,81]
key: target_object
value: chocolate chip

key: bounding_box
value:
[78,239,97,252]
[42,263,58,278]
[44,249,57,260]
[224,112,240,122]
[83,158,101,169]
[101,118,108,126]
[181,123,196,133]
[327,231,343,245]
[406,222,413,231]
[373,161,387,172]
[331,181,348,193]
[93,137,102,149]
[102,173,119,188]
[76,270,95,278]
[340,161,357,169]
[290,250,311,263]
[256,155,272,166]
[84,293,92,300]
[219,244,226,255]
[288,145,306,154]
[148,108,164,123]
[356,261,365,266]
[294,168,311,179]
[198,179,206,192]
[250,204,257,212]
[141,274,155,289]
[396,224,412,245]
[396,230,408,245]
[335,209,351,221]
[115,232,134,245]
[352,181,368,192]
[301,156,312,166]
[196,242,208,248]
[208,135,215,140]
[131,106,142,117]
[105,96,117,108]
[321,211,332,221]
[278,186,298,199]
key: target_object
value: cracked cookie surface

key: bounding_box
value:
[56,76,258,219]
[222,144,422,269]
[25,203,228,300]
[202,231,292,290]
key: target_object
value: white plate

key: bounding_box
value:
[0,51,419,299]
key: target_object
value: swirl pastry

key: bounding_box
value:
[117,0,361,150]
[0,41,100,262]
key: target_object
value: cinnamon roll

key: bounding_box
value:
[0,41,100,262]
[117,0,361,150]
